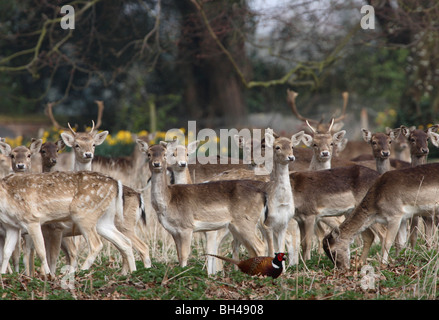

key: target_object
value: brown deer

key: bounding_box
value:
[0,171,136,275]
[0,139,42,173]
[360,128,401,174]
[136,139,267,268]
[300,119,347,171]
[399,125,439,249]
[323,163,439,269]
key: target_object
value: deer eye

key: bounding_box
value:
[10,155,14,159]
[75,144,80,148]
[330,142,334,146]
[313,144,317,147]
[372,141,377,145]
[27,154,31,158]
[41,150,46,154]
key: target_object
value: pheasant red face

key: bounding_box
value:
[275,252,286,262]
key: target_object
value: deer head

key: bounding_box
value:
[0,139,42,173]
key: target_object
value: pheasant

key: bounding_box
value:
[206,252,287,279]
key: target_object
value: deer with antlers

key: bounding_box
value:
[45,102,151,274]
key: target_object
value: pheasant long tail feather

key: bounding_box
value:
[205,254,241,266]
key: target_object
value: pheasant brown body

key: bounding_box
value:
[207,253,286,279]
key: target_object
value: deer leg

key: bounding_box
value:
[301,215,316,261]
[0,227,20,274]
[409,216,419,248]
[42,225,64,275]
[422,216,435,247]
[382,218,402,266]
[394,219,408,255]
[79,225,103,271]
[173,229,193,267]
[96,216,136,273]
[11,230,21,273]
[205,231,219,275]
[26,223,51,275]
[360,228,375,265]
[285,218,300,266]
[61,237,79,270]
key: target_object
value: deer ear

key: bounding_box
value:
[291,131,304,147]
[389,128,400,141]
[136,139,149,153]
[56,139,66,152]
[0,142,12,156]
[29,139,43,154]
[93,131,108,146]
[264,132,275,148]
[429,132,439,148]
[336,138,348,153]
[333,130,346,143]
[60,132,75,148]
[361,128,372,143]
[187,140,200,154]
[159,141,168,148]
[400,125,410,138]
[301,133,313,147]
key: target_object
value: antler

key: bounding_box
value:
[45,102,69,131]
[333,92,349,123]
[94,100,104,130]
[287,89,318,125]
[288,90,349,127]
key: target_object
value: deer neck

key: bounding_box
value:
[309,156,331,171]
[273,161,291,185]
[338,204,376,245]
[173,168,192,184]
[375,158,390,175]
[411,154,427,167]
[150,168,171,213]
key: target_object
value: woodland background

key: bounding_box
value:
[0,0,438,142]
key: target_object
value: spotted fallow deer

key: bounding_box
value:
[58,123,151,274]
[46,103,150,274]
[0,171,136,275]
[323,163,439,269]
[136,139,268,268]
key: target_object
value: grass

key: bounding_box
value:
[1,235,439,301]
[1,206,439,301]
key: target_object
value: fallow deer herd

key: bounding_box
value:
[0,91,438,280]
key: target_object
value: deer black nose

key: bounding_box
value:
[381,151,390,157]
[321,151,330,157]
[288,156,295,162]
[84,152,93,159]
[51,158,57,164]
[421,148,429,154]
[178,161,187,167]
[153,162,161,168]
[16,164,25,169]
